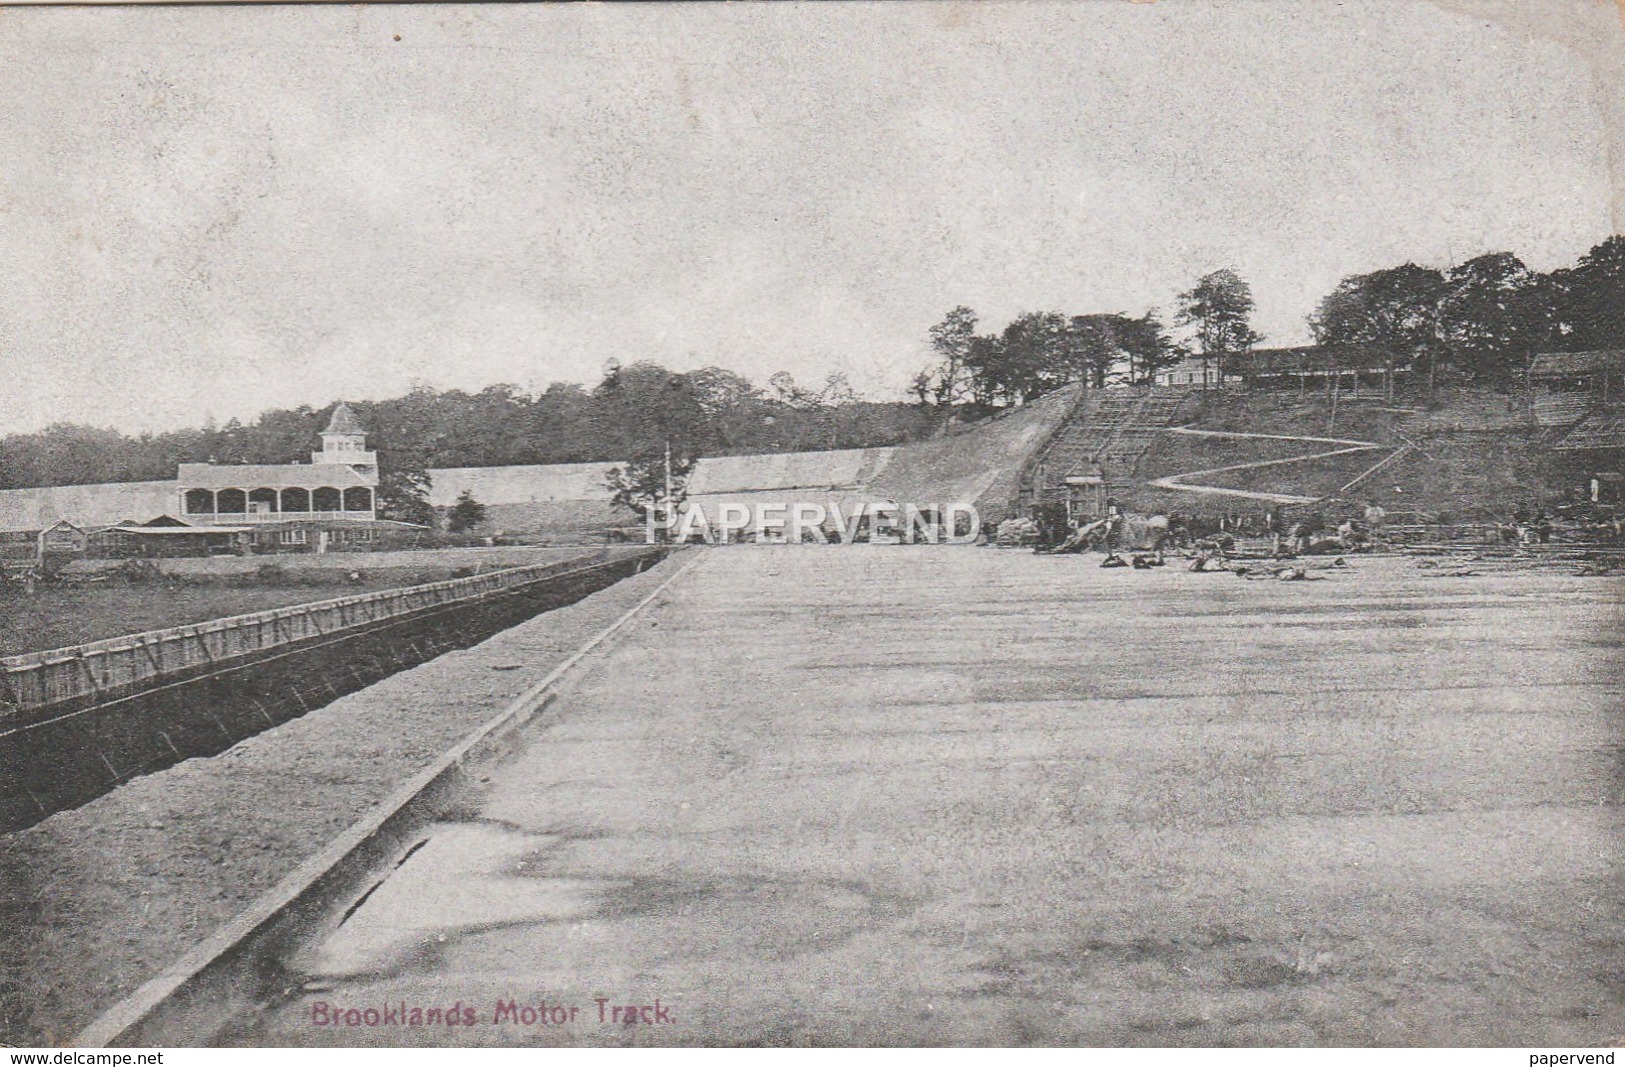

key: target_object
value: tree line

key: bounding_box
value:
[1308,238,1625,392]
[0,364,936,509]
[912,269,1257,407]
[914,235,1625,407]
[11,234,1625,505]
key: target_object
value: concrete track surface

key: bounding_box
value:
[241,547,1625,1046]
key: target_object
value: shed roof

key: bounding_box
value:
[1556,410,1625,451]
[1227,345,1403,376]
[1528,350,1625,378]
[177,463,375,489]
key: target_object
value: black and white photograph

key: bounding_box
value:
[2,0,1625,1051]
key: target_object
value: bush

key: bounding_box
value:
[117,559,164,584]
[447,490,488,533]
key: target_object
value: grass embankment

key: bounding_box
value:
[1138,433,1356,480]
[1126,388,1562,522]
[0,547,609,658]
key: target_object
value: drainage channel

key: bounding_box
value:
[73,549,702,1048]
[0,549,667,833]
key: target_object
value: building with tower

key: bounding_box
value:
[0,404,414,554]
[171,403,383,550]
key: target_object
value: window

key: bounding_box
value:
[279,529,308,545]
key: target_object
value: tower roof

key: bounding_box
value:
[323,403,365,435]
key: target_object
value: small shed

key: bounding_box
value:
[101,516,250,557]
[37,520,88,559]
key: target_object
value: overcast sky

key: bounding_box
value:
[0,0,1620,436]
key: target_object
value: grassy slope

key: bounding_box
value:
[1124,388,1564,522]
[1137,433,1351,481]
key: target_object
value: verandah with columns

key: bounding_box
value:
[168,404,386,536]
[181,485,374,522]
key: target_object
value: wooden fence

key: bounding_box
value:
[0,547,663,726]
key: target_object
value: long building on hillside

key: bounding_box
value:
[1226,345,1409,393]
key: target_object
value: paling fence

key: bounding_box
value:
[0,548,663,726]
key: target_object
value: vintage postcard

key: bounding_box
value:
[1,0,1623,1053]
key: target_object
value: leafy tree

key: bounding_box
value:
[683,367,769,452]
[908,369,936,407]
[767,371,817,410]
[1437,253,1551,384]
[590,361,709,461]
[1310,263,1446,398]
[605,448,697,539]
[376,456,435,527]
[1115,310,1183,383]
[809,373,860,449]
[213,418,250,465]
[989,312,1071,402]
[1064,313,1124,389]
[446,489,488,533]
[519,382,595,463]
[917,306,980,407]
[589,361,710,536]
[1552,235,1625,352]
[686,367,759,420]
[963,333,1008,406]
[1175,269,1263,386]
[946,308,1182,400]
[814,372,858,407]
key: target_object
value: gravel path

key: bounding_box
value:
[1146,427,1387,505]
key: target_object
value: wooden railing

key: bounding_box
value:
[188,511,368,525]
[0,547,663,725]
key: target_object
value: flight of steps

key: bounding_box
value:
[1557,408,1625,450]
[1533,393,1595,427]
[1019,387,1195,507]
[1094,393,1189,468]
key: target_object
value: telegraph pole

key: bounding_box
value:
[663,439,674,542]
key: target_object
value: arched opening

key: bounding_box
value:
[247,488,278,514]
[216,488,247,514]
[183,489,215,515]
[312,487,342,513]
[280,487,310,513]
[343,487,373,512]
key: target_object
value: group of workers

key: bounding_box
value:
[1029,503,1379,560]
[1496,508,1554,545]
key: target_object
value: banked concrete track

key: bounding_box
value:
[73,545,1625,1047]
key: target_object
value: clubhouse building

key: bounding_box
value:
[0,405,410,557]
